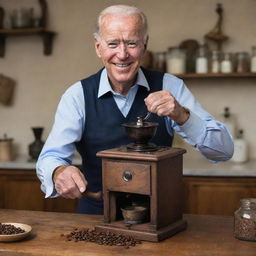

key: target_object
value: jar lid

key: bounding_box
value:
[240,198,256,208]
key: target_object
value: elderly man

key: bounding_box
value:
[36,5,233,214]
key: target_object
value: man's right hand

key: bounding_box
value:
[53,165,87,199]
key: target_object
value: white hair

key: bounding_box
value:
[94,5,148,42]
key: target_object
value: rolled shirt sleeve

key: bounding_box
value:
[163,73,234,161]
[36,82,85,198]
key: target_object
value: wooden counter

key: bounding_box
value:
[0,209,255,256]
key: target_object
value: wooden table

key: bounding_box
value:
[0,209,255,256]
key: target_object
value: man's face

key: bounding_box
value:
[95,14,146,91]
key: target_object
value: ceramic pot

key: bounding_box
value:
[28,127,44,160]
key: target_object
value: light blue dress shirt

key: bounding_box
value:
[36,68,234,198]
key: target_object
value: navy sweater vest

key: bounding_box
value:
[77,68,173,194]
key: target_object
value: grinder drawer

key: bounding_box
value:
[104,160,151,195]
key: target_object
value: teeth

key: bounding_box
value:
[115,63,130,67]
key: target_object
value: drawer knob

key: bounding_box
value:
[123,170,132,182]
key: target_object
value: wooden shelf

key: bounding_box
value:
[0,27,56,57]
[175,72,256,79]
[0,27,45,35]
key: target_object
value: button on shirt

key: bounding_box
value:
[36,68,234,198]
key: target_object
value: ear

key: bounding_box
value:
[94,37,101,58]
[144,36,149,51]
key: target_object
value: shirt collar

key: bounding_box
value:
[98,68,150,98]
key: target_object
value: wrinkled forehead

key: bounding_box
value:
[99,13,144,38]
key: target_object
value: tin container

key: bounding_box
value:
[0,134,13,162]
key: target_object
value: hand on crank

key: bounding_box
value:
[53,165,87,199]
[144,90,190,125]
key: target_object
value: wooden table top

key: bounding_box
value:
[0,209,255,256]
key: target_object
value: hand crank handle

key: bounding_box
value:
[136,112,151,126]
[82,190,103,200]
[143,111,151,121]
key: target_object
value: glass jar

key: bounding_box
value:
[221,52,233,73]
[195,45,208,74]
[236,52,249,73]
[166,47,186,74]
[234,198,256,241]
[210,50,220,73]
[10,8,34,28]
[153,52,166,72]
[250,46,256,72]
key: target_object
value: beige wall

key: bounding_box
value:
[0,0,255,159]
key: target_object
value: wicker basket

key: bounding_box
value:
[0,74,16,105]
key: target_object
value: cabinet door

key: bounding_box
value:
[0,169,77,212]
[183,177,256,216]
[2,170,45,211]
[44,197,77,213]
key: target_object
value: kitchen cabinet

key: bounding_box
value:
[0,169,77,212]
[1,168,256,216]
[183,176,256,216]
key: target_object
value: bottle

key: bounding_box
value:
[234,198,256,241]
[210,50,220,73]
[166,47,186,74]
[222,107,236,137]
[236,52,249,73]
[221,52,233,73]
[195,44,208,74]
[250,46,256,72]
[231,129,248,163]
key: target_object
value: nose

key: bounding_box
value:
[116,43,129,59]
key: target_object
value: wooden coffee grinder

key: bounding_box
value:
[95,115,187,242]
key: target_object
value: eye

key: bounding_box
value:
[108,42,118,48]
[127,41,137,48]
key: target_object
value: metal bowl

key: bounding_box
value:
[122,122,158,145]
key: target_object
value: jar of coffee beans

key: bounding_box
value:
[234,198,256,241]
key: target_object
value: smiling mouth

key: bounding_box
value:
[114,63,131,67]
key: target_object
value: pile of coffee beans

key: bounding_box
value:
[234,218,256,241]
[0,223,25,235]
[62,227,142,249]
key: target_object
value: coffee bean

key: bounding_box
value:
[234,218,256,241]
[0,223,25,235]
[61,227,141,248]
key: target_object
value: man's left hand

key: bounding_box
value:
[144,90,190,125]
